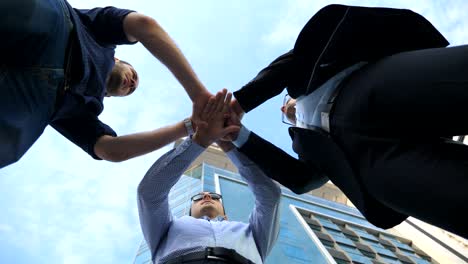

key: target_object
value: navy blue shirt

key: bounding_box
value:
[51,3,136,159]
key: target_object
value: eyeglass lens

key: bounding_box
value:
[191,193,222,201]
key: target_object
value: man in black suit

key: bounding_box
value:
[228,4,468,238]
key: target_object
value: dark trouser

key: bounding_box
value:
[0,0,72,168]
[331,44,468,238]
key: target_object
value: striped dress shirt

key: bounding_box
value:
[137,138,282,264]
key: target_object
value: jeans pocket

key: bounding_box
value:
[29,67,65,91]
[25,67,65,117]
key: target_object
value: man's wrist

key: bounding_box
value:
[191,133,210,148]
[216,140,234,152]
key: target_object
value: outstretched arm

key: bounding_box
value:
[137,89,238,258]
[238,130,328,194]
[122,12,212,126]
[224,112,328,194]
[94,88,239,162]
[94,120,189,162]
[137,137,205,259]
[217,141,281,261]
[123,12,210,103]
[232,50,294,115]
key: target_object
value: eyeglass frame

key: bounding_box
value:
[189,192,226,217]
[190,192,223,202]
[281,93,296,126]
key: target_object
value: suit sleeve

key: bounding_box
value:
[238,132,328,194]
[233,50,294,113]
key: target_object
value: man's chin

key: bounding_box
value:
[200,205,217,214]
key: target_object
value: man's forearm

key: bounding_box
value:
[233,50,294,113]
[124,13,209,101]
[226,149,281,260]
[95,120,187,162]
[137,138,206,257]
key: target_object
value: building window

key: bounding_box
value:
[294,207,434,264]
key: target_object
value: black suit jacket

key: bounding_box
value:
[234,4,449,111]
[233,4,448,228]
[239,128,408,228]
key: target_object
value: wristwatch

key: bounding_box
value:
[183,118,194,137]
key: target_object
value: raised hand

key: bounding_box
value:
[220,106,243,142]
[230,98,245,121]
[191,91,213,128]
[192,89,240,148]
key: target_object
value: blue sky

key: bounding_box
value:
[1,0,467,263]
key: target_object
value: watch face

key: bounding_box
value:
[184,119,194,135]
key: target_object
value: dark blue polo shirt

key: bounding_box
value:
[51,3,136,159]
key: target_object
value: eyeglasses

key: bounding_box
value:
[282,94,296,126]
[190,192,222,202]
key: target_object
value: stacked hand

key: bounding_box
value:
[192,89,240,148]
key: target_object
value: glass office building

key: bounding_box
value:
[134,163,444,264]
[132,154,443,264]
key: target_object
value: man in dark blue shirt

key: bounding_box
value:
[0,0,211,168]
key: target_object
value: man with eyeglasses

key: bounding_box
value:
[137,90,281,264]
[228,4,468,238]
[0,0,212,168]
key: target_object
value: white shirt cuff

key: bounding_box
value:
[232,125,251,148]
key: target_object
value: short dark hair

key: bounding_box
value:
[106,60,134,95]
[119,59,131,66]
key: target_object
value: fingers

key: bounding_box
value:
[191,92,213,124]
[202,89,229,121]
[201,97,216,121]
[197,121,208,130]
[223,92,232,114]
[230,98,244,116]
[221,125,241,138]
[197,88,233,128]
[214,89,227,113]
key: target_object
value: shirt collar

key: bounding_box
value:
[201,215,226,222]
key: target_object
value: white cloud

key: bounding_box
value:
[54,210,137,263]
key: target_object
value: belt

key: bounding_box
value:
[320,81,343,133]
[319,62,367,133]
[165,247,254,264]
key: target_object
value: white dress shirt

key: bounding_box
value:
[137,138,282,264]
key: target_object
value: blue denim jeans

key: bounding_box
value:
[0,0,73,168]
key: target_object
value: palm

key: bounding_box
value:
[230,99,244,121]
[193,89,240,147]
[192,91,212,126]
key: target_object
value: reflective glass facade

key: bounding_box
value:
[295,207,435,264]
[133,163,437,264]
